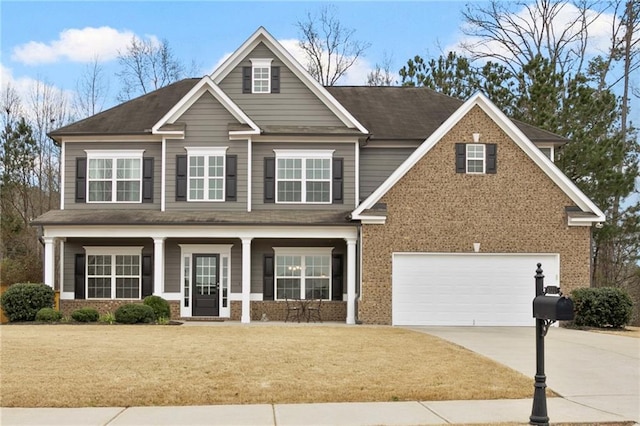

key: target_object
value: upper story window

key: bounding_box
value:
[455,143,497,175]
[186,147,227,201]
[242,59,280,94]
[251,59,272,93]
[86,150,144,203]
[274,150,333,204]
[466,144,485,174]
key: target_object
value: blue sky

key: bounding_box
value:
[1,1,473,110]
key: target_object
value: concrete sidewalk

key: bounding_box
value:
[1,398,635,426]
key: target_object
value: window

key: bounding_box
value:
[539,147,554,162]
[86,150,144,202]
[275,150,333,203]
[85,247,142,299]
[466,144,485,173]
[186,147,227,201]
[251,59,272,93]
[275,248,332,300]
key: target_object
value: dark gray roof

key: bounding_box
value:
[31,209,354,226]
[327,86,567,143]
[49,79,200,140]
[49,78,566,145]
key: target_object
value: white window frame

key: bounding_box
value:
[274,149,334,204]
[466,144,486,174]
[274,247,333,301]
[85,150,144,203]
[185,147,228,202]
[84,246,143,300]
[250,58,272,94]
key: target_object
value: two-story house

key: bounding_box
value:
[33,27,604,326]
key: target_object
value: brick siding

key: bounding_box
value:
[359,106,591,324]
[60,299,180,319]
[230,300,347,322]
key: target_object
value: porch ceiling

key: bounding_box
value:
[31,209,355,227]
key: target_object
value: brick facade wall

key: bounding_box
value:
[60,299,180,319]
[359,106,592,325]
[230,300,347,322]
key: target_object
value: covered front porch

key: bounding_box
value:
[34,210,359,324]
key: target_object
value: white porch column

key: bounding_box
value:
[153,237,166,295]
[43,237,56,288]
[346,238,357,325]
[241,237,252,323]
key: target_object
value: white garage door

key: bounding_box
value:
[392,253,559,326]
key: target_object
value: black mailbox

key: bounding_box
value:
[532,295,574,321]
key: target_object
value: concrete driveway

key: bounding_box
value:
[406,326,640,422]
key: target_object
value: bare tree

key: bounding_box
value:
[297,5,371,86]
[74,56,109,118]
[1,84,24,128]
[460,0,606,78]
[28,79,72,214]
[366,53,396,86]
[116,37,185,101]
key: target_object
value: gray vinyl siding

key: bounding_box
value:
[250,238,346,297]
[63,238,153,293]
[165,92,247,211]
[252,142,356,209]
[218,42,346,127]
[359,147,415,200]
[64,142,161,210]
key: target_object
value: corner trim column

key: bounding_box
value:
[44,237,56,288]
[153,237,166,295]
[346,237,357,325]
[241,237,253,323]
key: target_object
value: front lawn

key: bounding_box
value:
[0,324,534,407]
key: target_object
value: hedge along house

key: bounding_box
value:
[33,27,604,325]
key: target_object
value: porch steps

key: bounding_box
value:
[179,317,225,322]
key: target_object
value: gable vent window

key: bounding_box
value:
[455,143,497,174]
[243,59,280,94]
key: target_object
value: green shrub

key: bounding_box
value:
[98,312,116,324]
[571,287,633,328]
[114,303,156,324]
[71,307,99,323]
[0,283,54,322]
[35,307,62,322]
[143,295,171,320]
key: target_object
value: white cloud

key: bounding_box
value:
[12,26,137,65]
[1,64,74,118]
[447,3,617,64]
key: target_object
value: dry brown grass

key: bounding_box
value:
[0,324,534,408]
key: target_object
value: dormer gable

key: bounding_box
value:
[211,27,367,133]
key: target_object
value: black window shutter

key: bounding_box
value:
[263,254,274,301]
[141,255,153,298]
[242,66,252,93]
[74,254,85,300]
[226,155,237,201]
[271,66,280,93]
[486,144,497,174]
[455,143,466,173]
[76,157,87,203]
[176,155,187,201]
[332,254,343,301]
[142,157,154,203]
[333,157,343,204]
[264,157,275,203]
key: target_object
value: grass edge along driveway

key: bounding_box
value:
[0,324,534,407]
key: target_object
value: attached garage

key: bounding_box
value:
[392,253,560,326]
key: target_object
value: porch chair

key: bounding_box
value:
[306,298,322,323]
[285,297,301,323]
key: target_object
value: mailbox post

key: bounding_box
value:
[529,263,574,426]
